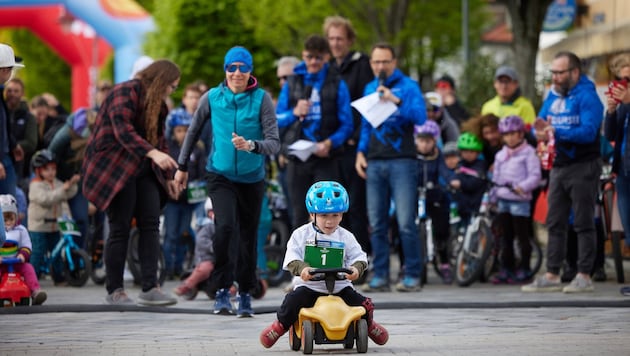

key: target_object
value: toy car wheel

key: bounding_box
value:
[301,320,313,354]
[289,325,301,351]
[17,297,31,306]
[1,299,15,307]
[356,318,368,353]
[343,324,354,349]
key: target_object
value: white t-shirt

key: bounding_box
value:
[283,222,367,294]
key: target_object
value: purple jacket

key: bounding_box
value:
[492,141,541,202]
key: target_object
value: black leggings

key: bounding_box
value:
[105,161,165,293]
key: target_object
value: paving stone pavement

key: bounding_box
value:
[1,263,630,355]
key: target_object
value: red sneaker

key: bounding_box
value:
[260,320,286,348]
[368,321,389,345]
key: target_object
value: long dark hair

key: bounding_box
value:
[136,59,180,145]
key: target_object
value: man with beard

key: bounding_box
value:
[522,51,603,294]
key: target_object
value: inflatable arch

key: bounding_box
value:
[0,0,155,110]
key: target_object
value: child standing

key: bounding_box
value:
[449,133,487,223]
[173,197,215,299]
[163,109,206,279]
[414,121,455,283]
[27,149,79,283]
[490,116,541,283]
[260,181,388,348]
[0,194,47,304]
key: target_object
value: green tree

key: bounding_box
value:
[144,0,278,101]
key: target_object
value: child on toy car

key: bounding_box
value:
[260,181,389,348]
[0,194,47,305]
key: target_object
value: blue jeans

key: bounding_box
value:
[67,190,89,248]
[30,231,64,282]
[0,156,17,196]
[163,201,195,275]
[366,159,420,279]
[616,163,630,247]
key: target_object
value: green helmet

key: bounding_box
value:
[457,132,483,152]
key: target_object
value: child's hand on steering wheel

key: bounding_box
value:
[345,266,359,281]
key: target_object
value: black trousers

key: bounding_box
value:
[207,172,264,294]
[105,161,165,294]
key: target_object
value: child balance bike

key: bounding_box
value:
[0,257,32,307]
[288,267,369,354]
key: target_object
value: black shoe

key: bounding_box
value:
[592,267,607,282]
[561,267,577,283]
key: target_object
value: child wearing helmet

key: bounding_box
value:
[0,194,47,304]
[163,103,207,280]
[28,149,79,284]
[414,121,456,283]
[449,132,487,223]
[442,141,460,173]
[260,181,389,348]
[173,197,216,299]
[490,115,541,284]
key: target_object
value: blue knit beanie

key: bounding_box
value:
[224,46,253,72]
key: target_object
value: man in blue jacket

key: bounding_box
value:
[523,51,604,294]
[276,34,353,229]
[356,43,426,292]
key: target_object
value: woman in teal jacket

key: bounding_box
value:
[175,46,280,317]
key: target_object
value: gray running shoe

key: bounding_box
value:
[137,287,177,306]
[521,275,563,292]
[105,288,135,305]
[562,274,594,293]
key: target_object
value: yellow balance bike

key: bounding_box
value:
[288,267,369,354]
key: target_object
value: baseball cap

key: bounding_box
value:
[494,66,518,81]
[425,91,443,108]
[435,75,455,90]
[0,44,25,68]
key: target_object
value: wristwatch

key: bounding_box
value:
[247,140,256,152]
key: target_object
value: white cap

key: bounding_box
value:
[425,91,443,108]
[0,44,24,68]
[129,55,153,79]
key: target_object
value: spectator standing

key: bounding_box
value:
[0,43,25,196]
[522,51,603,293]
[356,43,426,292]
[604,52,630,296]
[424,91,460,145]
[481,66,536,125]
[82,59,181,306]
[275,35,353,229]
[4,78,37,188]
[434,75,470,127]
[324,15,374,255]
[174,46,280,317]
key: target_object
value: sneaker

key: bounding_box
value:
[236,293,254,318]
[137,287,178,306]
[368,321,389,345]
[32,289,47,305]
[490,269,512,285]
[105,288,135,305]
[592,267,607,282]
[362,276,390,292]
[173,284,198,300]
[214,288,234,315]
[260,320,286,348]
[521,275,563,292]
[620,286,630,296]
[562,274,594,293]
[439,264,453,285]
[395,276,421,292]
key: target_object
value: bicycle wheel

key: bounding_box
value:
[62,248,92,287]
[455,217,493,287]
[611,231,625,283]
[127,228,167,286]
[528,238,543,278]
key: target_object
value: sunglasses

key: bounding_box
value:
[226,64,252,73]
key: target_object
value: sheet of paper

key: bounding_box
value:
[288,139,317,162]
[351,92,398,128]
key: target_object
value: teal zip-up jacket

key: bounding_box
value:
[177,77,280,183]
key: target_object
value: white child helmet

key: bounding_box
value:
[0,194,18,216]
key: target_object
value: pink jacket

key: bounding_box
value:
[492,141,541,202]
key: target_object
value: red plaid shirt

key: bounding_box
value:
[82,79,171,211]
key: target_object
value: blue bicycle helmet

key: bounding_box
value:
[305,181,349,213]
[168,108,192,127]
